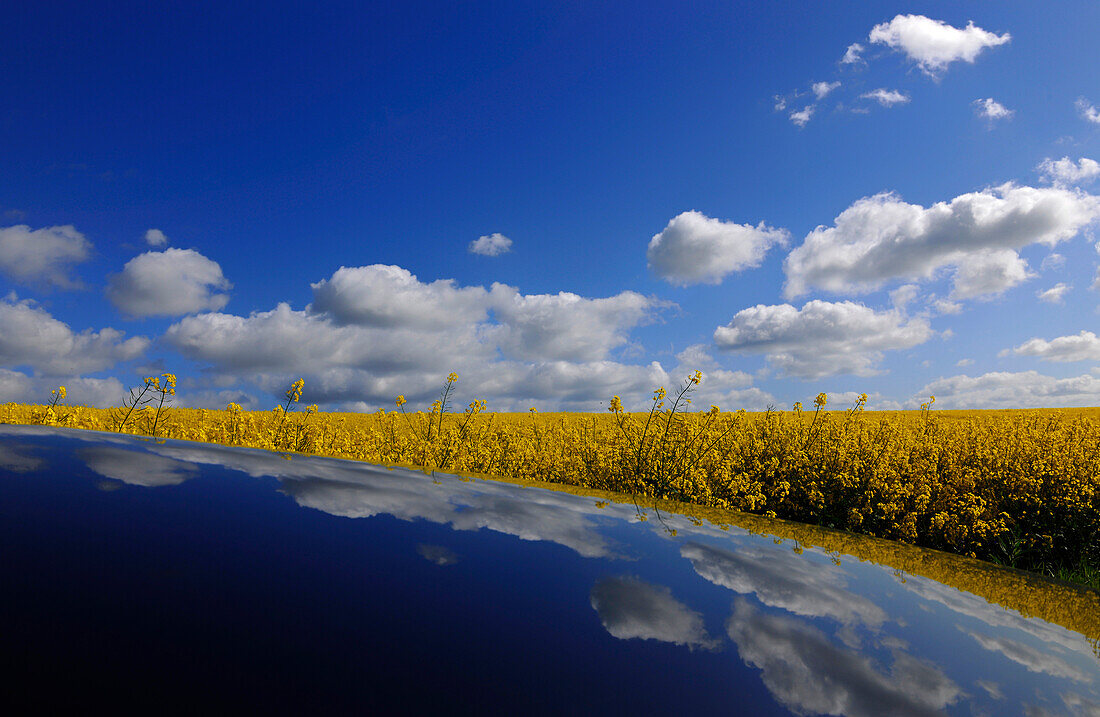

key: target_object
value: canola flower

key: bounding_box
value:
[5,372,1100,593]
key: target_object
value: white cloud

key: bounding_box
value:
[889,284,920,311]
[0,297,149,377]
[973,98,1013,121]
[868,14,1011,76]
[589,576,720,650]
[647,211,789,286]
[0,224,91,289]
[773,95,787,111]
[713,300,933,379]
[489,287,656,362]
[860,89,910,107]
[964,630,1090,682]
[468,232,512,256]
[1010,330,1100,362]
[1077,97,1100,125]
[949,248,1034,300]
[790,105,815,127]
[1037,157,1100,187]
[144,228,168,247]
[783,184,1100,299]
[78,446,198,487]
[916,370,1100,408]
[931,298,962,315]
[812,81,840,99]
[311,264,491,329]
[841,43,865,65]
[956,358,973,367]
[1040,253,1066,271]
[162,264,740,411]
[107,248,231,318]
[1036,283,1071,304]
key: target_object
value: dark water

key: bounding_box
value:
[1,425,1098,714]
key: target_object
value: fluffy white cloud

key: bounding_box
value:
[841,43,865,65]
[1035,283,1071,304]
[868,14,1010,75]
[790,105,814,127]
[468,232,512,256]
[812,81,840,99]
[489,287,656,362]
[0,297,149,376]
[949,248,1033,299]
[311,264,491,329]
[1037,157,1100,187]
[1077,97,1100,125]
[860,89,909,107]
[713,300,933,378]
[916,370,1100,408]
[589,576,719,650]
[164,264,737,411]
[647,211,789,286]
[973,98,1013,121]
[0,224,91,289]
[783,184,1100,299]
[107,248,231,318]
[1040,253,1066,271]
[1010,331,1100,362]
[144,228,168,247]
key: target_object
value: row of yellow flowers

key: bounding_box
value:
[5,372,1098,590]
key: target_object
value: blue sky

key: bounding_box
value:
[3,1,1100,412]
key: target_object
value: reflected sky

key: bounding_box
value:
[2,424,1098,715]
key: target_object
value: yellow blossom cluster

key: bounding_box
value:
[4,380,1100,591]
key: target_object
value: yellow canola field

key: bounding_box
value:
[4,399,1099,591]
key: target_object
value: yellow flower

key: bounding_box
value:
[814,392,827,409]
[690,370,703,385]
[608,395,623,413]
[793,401,803,411]
[58,386,66,399]
[447,372,459,383]
[396,395,407,407]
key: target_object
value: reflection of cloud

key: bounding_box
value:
[964,629,1090,683]
[727,599,961,717]
[903,574,1098,661]
[681,541,887,629]
[976,679,1003,699]
[0,443,43,472]
[417,544,458,566]
[77,446,198,487]
[1062,691,1100,715]
[590,576,720,651]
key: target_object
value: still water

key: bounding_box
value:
[1,425,1098,714]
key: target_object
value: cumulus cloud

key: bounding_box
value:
[973,98,1013,121]
[950,248,1034,299]
[144,228,168,247]
[841,43,865,65]
[860,88,909,107]
[468,232,512,256]
[1036,283,1071,303]
[107,248,231,318]
[783,184,1100,299]
[1010,330,1100,362]
[790,105,814,127]
[1077,97,1100,125]
[163,264,732,411]
[713,300,933,378]
[1037,157,1100,187]
[0,297,149,377]
[311,264,491,329]
[868,14,1011,76]
[915,370,1100,408]
[0,224,91,289]
[589,576,720,650]
[812,81,840,99]
[647,211,789,286]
